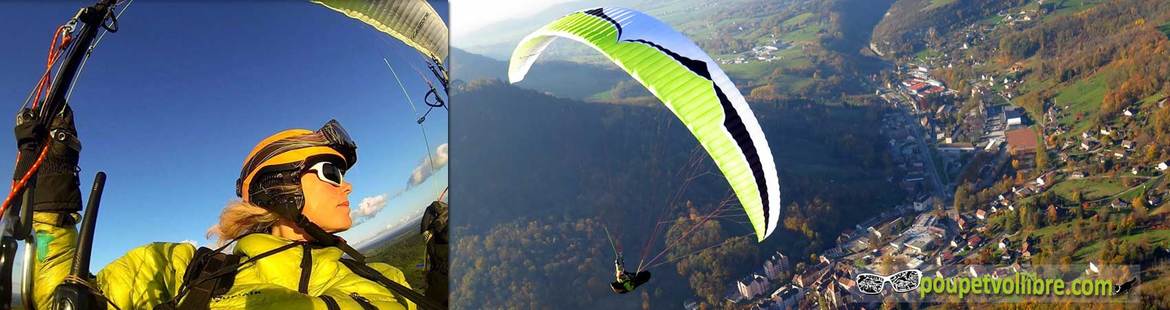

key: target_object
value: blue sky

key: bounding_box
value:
[0,1,448,271]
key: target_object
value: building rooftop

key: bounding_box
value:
[1005,127,1038,153]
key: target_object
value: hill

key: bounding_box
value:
[450,79,905,308]
[455,0,896,103]
[451,48,636,101]
[364,226,428,292]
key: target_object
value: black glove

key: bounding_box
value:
[13,108,46,180]
[12,106,82,213]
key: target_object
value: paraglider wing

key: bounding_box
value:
[312,0,448,64]
[508,7,781,242]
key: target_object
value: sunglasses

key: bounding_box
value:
[855,269,921,295]
[306,161,345,187]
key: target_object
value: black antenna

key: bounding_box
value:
[73,172,106,276]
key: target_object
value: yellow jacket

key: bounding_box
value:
[32,212,415,310]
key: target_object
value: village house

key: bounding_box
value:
[1148,193,1163,207]
[769,286,804,310]
[937,251,955,266]
[737,274,770,299]
[1111,198,1131,210]
[763,252,789,280]
[1122,140,1135,150]
[951,238,966,249]
[967,235,983,251]
[1005,108,1026,126]
[1005,127,1039,171]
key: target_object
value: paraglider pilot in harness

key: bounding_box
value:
[610,253,651,294]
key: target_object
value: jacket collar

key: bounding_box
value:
[234,233,343,260]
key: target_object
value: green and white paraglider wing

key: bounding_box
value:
[311,0,448,64]
[508,7,781,242]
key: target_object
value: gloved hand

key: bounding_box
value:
[12,106,82,213]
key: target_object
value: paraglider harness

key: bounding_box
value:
[603,227,651,294]
[420,199,448,306]
[1,1,445,309]
[158,232,442,310]
[610,253,651,294]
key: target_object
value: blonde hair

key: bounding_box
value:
[207,200,280,247]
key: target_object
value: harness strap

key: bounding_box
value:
[174,247,240,310]
[159,240,302,309]
[299,243,312,294]
[339,258,445,310]
[164,238,444,310]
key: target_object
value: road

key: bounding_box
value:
[891,91,950,201]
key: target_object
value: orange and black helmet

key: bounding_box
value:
[235,119,357,219]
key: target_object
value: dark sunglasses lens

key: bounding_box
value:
[320,163,343,184]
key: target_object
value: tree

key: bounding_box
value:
[1046,205,1059,226]
[1036,137,1050,172]
[954,185,969,213]
[1144,144,1159,163]
[1099,206,1112,223]
[1132,196,1148,223]
[1004,210,1020,232]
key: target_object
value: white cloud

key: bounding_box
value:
[407,143,448,188]
[350,194,390,225]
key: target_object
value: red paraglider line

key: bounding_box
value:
[640,205,723,271]
[638,147,710,269]
[654,210,745,224]
[644,233,752,270]
[636,119,695,266]
[640,196,735,271]
[2,26,72,219]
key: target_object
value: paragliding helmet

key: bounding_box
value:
[235,119,357,226]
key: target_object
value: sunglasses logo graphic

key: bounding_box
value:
[855,269,922,295]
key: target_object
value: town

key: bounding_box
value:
[716,2,1170,308]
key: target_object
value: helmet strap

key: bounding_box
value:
[292,213,367,263]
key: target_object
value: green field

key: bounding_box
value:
[915,48,943,61]
[1051,68,1118,134]
[1159,22,1170,38]
[1116,176,1161,202]
[782,23,822,43]
[722,54,805,81]
[1050,178,1127,201]
[588,90,616,102]
[783,12,814,27]
[923,0,957,12]
[1021,218,1170,263]
[365,232,429,292]
[1073,229,1170,262]
[1050,0,1107,17]
[980,13,1006,25]
[1027,221,1075,241]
